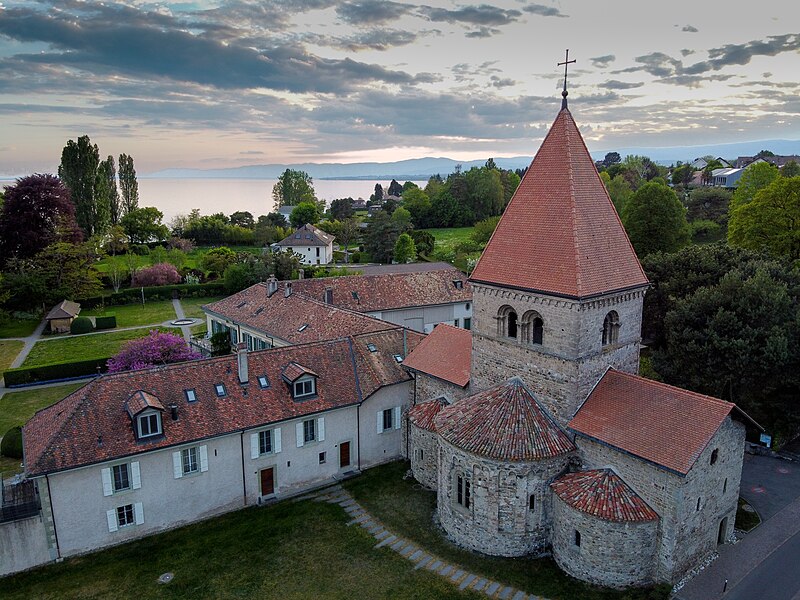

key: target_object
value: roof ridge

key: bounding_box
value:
[610,369,734,408]
[564,111,583,296]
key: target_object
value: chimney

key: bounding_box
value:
[324,286,333,305]
[267,275,278,297]
[236,342,249,384]
[284,282,292,298]
[169,403,178,421]
[298,269,305,280]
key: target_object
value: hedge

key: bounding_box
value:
[3,357,111,387]
[78,282,226,309]
[95,315,117,330]
[1,427,23,459]
[70,316,94,334]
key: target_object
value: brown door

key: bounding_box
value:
[260,467,274,496]
[339,442,351,468]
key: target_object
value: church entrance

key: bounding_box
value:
[718,517,728,545]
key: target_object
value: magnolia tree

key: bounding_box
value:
[131,262,181,286]
[107,330,201,373]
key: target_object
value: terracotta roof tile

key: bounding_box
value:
[434,378,575,461]
[46,299,81,320]
[470,108,648,299]
[407,398,448,432]
[281,362,317,383]
[569,369,737,475]
[551,469,659,522]
[402,324,471,387]
[124,390,165,417]
[276,223,334,247]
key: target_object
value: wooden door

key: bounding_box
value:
[260,467,274,496]
[339,442,351,468]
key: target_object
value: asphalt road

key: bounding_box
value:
[724,527,800,600]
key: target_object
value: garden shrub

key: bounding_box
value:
[70,316,94,334]
[131,244,150,255]
[78,282,226,308]
[3,358,111,386]
[94,315,117,330]
[132,263,182,287]
[1,427,23,459]
[351,252,361,263]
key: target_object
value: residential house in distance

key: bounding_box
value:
[710,167,745,188]
[274,223,334,265]
[734,154,800,169]
[45,299,81,333]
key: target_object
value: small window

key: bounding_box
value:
[456,475,471,509]
[696,497,701,512]
[464,318,472,330]
[297,324,308,332]
[215,384,227,398]
[117,504,135,528]
[710,449,719,465]
[723,478,728,494]
[137,412,161,439]
[574,530,581,547]
[418,448,424,461]
[259,430,272,455]
[602,311,620,346]
[351,291,359,300]
[182,447,199,475]
[113,464,130,492]
[303,419,316,443]
[293,378,316,399]
[366,343,377,352]
[529,495,535,511]
[236,301,247,308]
[454,319,459,327]
[257,375,270,389]
[393,354,403,363]
[185,389,197,403]
[382,408,393,431]
[453,280,463,289]
[316,247,320,257]
[254,307,265,315]
[319,451,326,464]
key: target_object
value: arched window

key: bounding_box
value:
[497,305,518,339]
[521,311,544,346]
[508,311,518,339]
[602,311,620,346]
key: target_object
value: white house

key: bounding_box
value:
[275,224,334,265]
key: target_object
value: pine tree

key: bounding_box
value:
[119,153,140,216]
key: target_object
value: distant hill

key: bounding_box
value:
[143,139,800,179]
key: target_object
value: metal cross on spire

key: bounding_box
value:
[558,49,576,110]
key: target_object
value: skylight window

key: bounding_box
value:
[236,301,247,308]
[257,376,270,389]
[366,343,377,352]
[297,324,309,332]
[185,389,197,403]
[351,291,359,300]
[215,383,227,397]
[393,354,403,363]
[254,307,264,315]
[453,280,463,290]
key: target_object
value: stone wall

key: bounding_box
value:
[437,437,572,557]
[415,372,469,404]
[409,423,439,488]
[551,495,658,588]
[470,283,645,424]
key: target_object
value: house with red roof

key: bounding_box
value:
[274,223,334,265]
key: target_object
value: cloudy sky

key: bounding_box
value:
[0,0,798,174]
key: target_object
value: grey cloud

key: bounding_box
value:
[336,1,413,25]
[601,80,644,90]
[307,30,420,51]
[240,151,265,155]
[419,4,522,26]
[490,76,516,88]
[590,55,615,68]
[522,4,567,17]
[680,49,695,57]
[655,74,736,88]
[466,27,500,38]
[682,25,699,33]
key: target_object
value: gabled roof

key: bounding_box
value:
[281,362,318,383]
[402,324,471,387]
[23,329,423,477]
[569,369,753,476]
[434,378,575,461]
[276,223,334,247]
[124,390,164,417]
[470,108,648,300]
[551,469,659,523]
[408,398,448,432]
[46,299,81,320]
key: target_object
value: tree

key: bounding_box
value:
[394,233,416,263]
[606,174,634,215]
[364,211,399,263]
[100,156,120,224]
[472,216,501,244]
[107,330,201,373]
[602,152,621,167]
[263,211,288,227]
[330,197,354,220]
[730,161,779,210]
[290,202,320,228]
[201,246,238,276]
[229,211,255,228]
[93,156,117,233]
[671,163,694,187]
[402,181,419,193]
[728,176,800,260]
[0,174,82,266]
[622,182,690,257]
[401,187,432,228]
[391,207,412,232]
[59,135,100,237]
[337,217,360,263]
[272,169,316,208]
[755,149,776,159]
[372,183,384,203]
[118,154,139,216]
[686,187,732,239]
[782,161,800,178]
[132,263,182,287]
[409,230,434,256]
[387,179,403,197]
[121,207,169,244]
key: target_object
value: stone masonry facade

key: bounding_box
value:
[409,423,439,489]
[415,372,469,404]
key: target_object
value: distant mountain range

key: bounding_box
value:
[144,139,800,179]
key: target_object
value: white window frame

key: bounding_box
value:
[182,447,199,475]
[137,411,162,439]
[295,418,324,447]
[173,445,208,478]
[101,461,141,496]
[185,389,197,403]
[293,376,316,399]
[107,502,144,532]
[377,406,402,433]
[251,428,282,459]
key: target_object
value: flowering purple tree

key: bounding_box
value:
[107,330,201,373]
[131,262,181,287]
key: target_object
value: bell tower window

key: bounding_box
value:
[497,305,518,339]
[521,311,544,346]
[602,311,620,346]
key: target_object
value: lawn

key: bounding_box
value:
[0,318,40,338]
[344,462,671,600]
[180,296,224,337]
[0,340,24,371]
[21,328,181,368]
[95,246,263,275]
[3,492,482,600]
[82,300,177,328]
[422,227,476,254]
[0,382,84,439]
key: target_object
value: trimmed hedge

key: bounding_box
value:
[79,282,225,309]
[70,316,94,334]
[3,357,111,387]
[95,315,117,330]
[1,427,23,459]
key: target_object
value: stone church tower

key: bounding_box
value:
[469,107,650,424]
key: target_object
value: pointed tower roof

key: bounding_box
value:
[470,108,648,299]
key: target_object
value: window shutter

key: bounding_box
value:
[131,462,141,490]
[134,502,145,525]
[394,406,401,430]
[199,445,209,472]
[274,428,282,453]
[377,411,383,434]
[106,509,118,532]
[251,433,260,459]
[172,451,183,479]
[101,467,113,496]
[296,422,304,447]
[318,417,325,442]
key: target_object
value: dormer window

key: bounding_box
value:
[453,280,463,289]
[293,376,316,399]
[393,354,403,363]
[137,411,162,439]
[215,383,227,397]
[185,389,197,403]
[366,343,377,352]
[257,375,270,389]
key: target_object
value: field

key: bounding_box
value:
[0,340,23,371]
[22,327,181,368]
[81,300,177,328]
[421,227,476,254]
[180,296,224,337]
[0,318,40,339]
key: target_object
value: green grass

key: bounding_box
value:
[345,462,671,600]
[422,227,476,254]
[180,296,224,337]
[21,328,181,368]
[82,301,177,328]
[95,246,263,275]
[0,318,40,338]
[735,497,761,532]
[3,493,482,600]
[0,340,24,371]
[0,383,84,439]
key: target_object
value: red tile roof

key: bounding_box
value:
[408,398,448,432]
[434,378,575,461]
[276,223,334,247]
[125,390,164,417]
[281,362,317,383]
[551,469,659,523]
[470,108,649,299]
[402,324,471,387]
[569,369,739,475]
[23,329,422,477]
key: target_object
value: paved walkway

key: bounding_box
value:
[9,317,47,369]
[313,485,549,600]
[171,298,193,343]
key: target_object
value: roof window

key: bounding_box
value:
[294,234,301,239]
[297,324,309,332]
[215,383,227,398]
[351,291,359,300]
[453,280,463,289]
[254,307,264,315]
[185,389,197,403]
[257,375,270,389]
[393,354,403,363]
[236,301,247,308]
[366,343,377,352]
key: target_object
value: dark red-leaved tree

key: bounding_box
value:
[0,174,82,266]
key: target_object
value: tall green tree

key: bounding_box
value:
[330,197,354,220]
[121,207,168,244]
[229,211,255,228]
[59,135,100,237]
[401,187,432,228]
[387,179,403,197]
[393,233,416,263]
[272,169,316,208]
[97,155,120,225]
[118,153,140,215]
[622,182,690,257]
[364,211,400,263]
[782,161,800,178]
[606,174,633,215]
[730,161,779,211]
[289,202,320,228]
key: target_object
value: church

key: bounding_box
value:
[404,99,758,588]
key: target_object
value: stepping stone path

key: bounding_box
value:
[312,485,550,599]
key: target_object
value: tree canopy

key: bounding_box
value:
[107,330,201,373]
[289,202,320,228]
[121,207,169,244]
[118,153,139,216]
[59,135,100,237]
[272,169,316,208]
[622,182,690,256]
[393,233,416,264]
[730,161,779,211]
